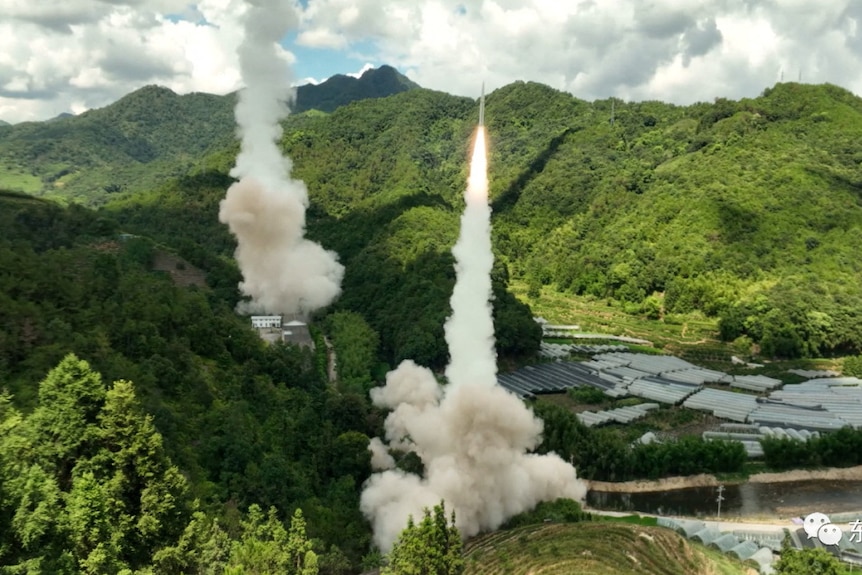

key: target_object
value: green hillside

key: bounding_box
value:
[0,66,418,205]
[294,64,419,114]
[104,87,541,369]
[5,76,862,572]
[0,87,236,204]
[104,80,862,360]
[0,189,376,570]
[464,522,753,575]
[494,82,862,359]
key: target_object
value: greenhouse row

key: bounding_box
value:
[576,402,659,427]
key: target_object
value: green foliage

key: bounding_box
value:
[0,69,416,205]
[534,403,746,481]
[1,355,188,572]
[760,426,862,470]
[224,506,318,575]
[0,196,375,570]
[0,354,349,573]
[501,498,588,528]
[773,539,849,575]
[382,502,464,575]
[325,311,380,393]
[567,385,607,404]
[842,354,862,377]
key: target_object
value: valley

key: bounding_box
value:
[3,75,862,573]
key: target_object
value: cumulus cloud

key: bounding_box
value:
[0,0,247,122]
[296,0,862,103]
[2,0,862,122]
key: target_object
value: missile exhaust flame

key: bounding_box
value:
[466,127,487,202]
[360,96,586,553]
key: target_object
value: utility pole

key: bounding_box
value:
[716,485,725,519]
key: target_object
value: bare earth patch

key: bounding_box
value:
[587,473,719,493]
[587,465,862,493]
[151,251,207,288]
[747,464,862,483]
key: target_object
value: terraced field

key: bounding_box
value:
[463,522,754,575]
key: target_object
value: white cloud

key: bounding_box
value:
[0,0,250,122]
[297,27,348,49]
[347,63,375,78]
[294,76,322,86]
[297,0,862,103]
[1,0,862,122]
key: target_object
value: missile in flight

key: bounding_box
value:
[479,82,485,126]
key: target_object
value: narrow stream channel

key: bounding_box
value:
[587,480,862,518]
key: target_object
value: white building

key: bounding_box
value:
[251,315,282,329]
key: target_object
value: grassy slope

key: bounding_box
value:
[0,67,419,206]
[464,522,754,575]
[96,81,862,364]
[498,83,862,286]
[0,86,237,204]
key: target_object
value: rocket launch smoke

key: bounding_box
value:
[360,126,587,552]
[219,0,343,316]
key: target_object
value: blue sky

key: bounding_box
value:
[282,33,382,84]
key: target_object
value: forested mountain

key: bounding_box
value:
[294,64,419,114]
[103,80,862,360]
[5,75,862,571]
[0,65,417,205]
[105,87,542,370]
[0,190,375,571]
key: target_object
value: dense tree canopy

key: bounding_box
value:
[97,80,862,360]
[5,77,862,571]
[382,502,464,575]
[534,402,746,481]
[0,193,376,570]
[773,539,849,575]
[760,426,862,470]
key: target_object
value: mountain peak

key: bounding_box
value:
[294,65,419,114]
[359,64,418,85]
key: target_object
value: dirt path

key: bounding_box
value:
[586,465,862,493]
[747,465,862,483]
[587,473,720,493]
[324,336,337,383]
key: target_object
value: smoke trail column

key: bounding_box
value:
[359,93,587,555]
[444,127,496,388]
[218,0,343,317]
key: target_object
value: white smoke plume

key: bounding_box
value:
[360,127,587,552]
[368,437,396,471]
[219,0,343,316]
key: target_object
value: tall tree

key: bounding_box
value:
[224,505,318,575]
[29,354,107,488]
[91,378,190,566]
[382,502,463,575]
